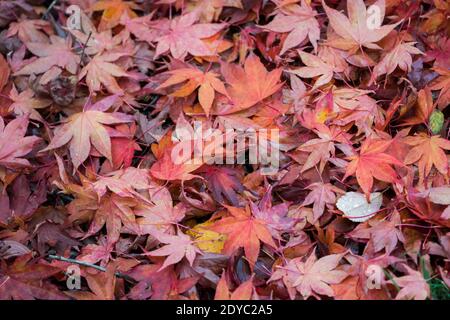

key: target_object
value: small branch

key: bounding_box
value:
[0,276,10,290]
[77,31,92,74]
[46,10,67,38]
[73,31,93,97]
[42,0,67,38]
[48,254,135,282]
[383,269,401,292]
[43,0,59,19]
[49,254,107,272]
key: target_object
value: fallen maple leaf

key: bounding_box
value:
[77,240,114,267]
[84,194,139,245]
[220,54,283,113]
[296,124,351,173]
[329,276,360,300]
[8,86,52,122]
[0,54,9,91]
[290,251,348,299]
[14,36,80,81]
[126,260,197,300]
[290,50,344,90]
[214,273,253,300]
[403,133,450,183]
[91,0,140,31]
[70,28,122,56]
[261,0,320,55]
[343,138,403,199]
[270,249,347,299]
[157,67,229,116]
[401,87,434,127]
[371,42,422,84]
[92,167,152,199]
[209,205,276,267]
[67,264,117,300]
[283,74,307,113]
[391,265,430,300]
[41,95,134,171]
[79,52,131,94]
[344,252,399,299]
[302,182,342,223]
[323,0,400,53]
[370,211,405,253]
[134,186,186,238]
[145,231,203,271]
[317,225,347,254]
[331,89,384,134]
[195,0,244,22]
[198,165,243,206]
[110,123,141,169]
[123,14,161,46]
[150,148,202,181]
[0,254,67,300]
[429,67,450,109]
[0,115,41,169]
[33,222,80,256]
[426,37,450,70]
[0,174,47,225]
[153,12,226,60]
[7,18,50,43]
[250,191,294,239]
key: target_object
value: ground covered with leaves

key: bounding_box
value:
[0,0,449,300]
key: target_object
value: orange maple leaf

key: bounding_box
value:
[83,194,139,246]
[209,205,276,267]
[404,133,450,183]
[0,54,9,91]
[214,272,254,300]
[91,0,140,31]
[429,67,450,109]
[150,148,202,182]
[343,138,403,199]
[157,67,229,116]
[401,87,434,127]
[220,54,283,113]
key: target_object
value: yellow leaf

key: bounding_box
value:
[187,221,225,254]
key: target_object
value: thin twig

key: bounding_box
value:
[46,9,67,38]
[43,0,59,19]
[74,31,92,99]
[384,269,401,292]
[77,32,92,74]
[48,254,135,282]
